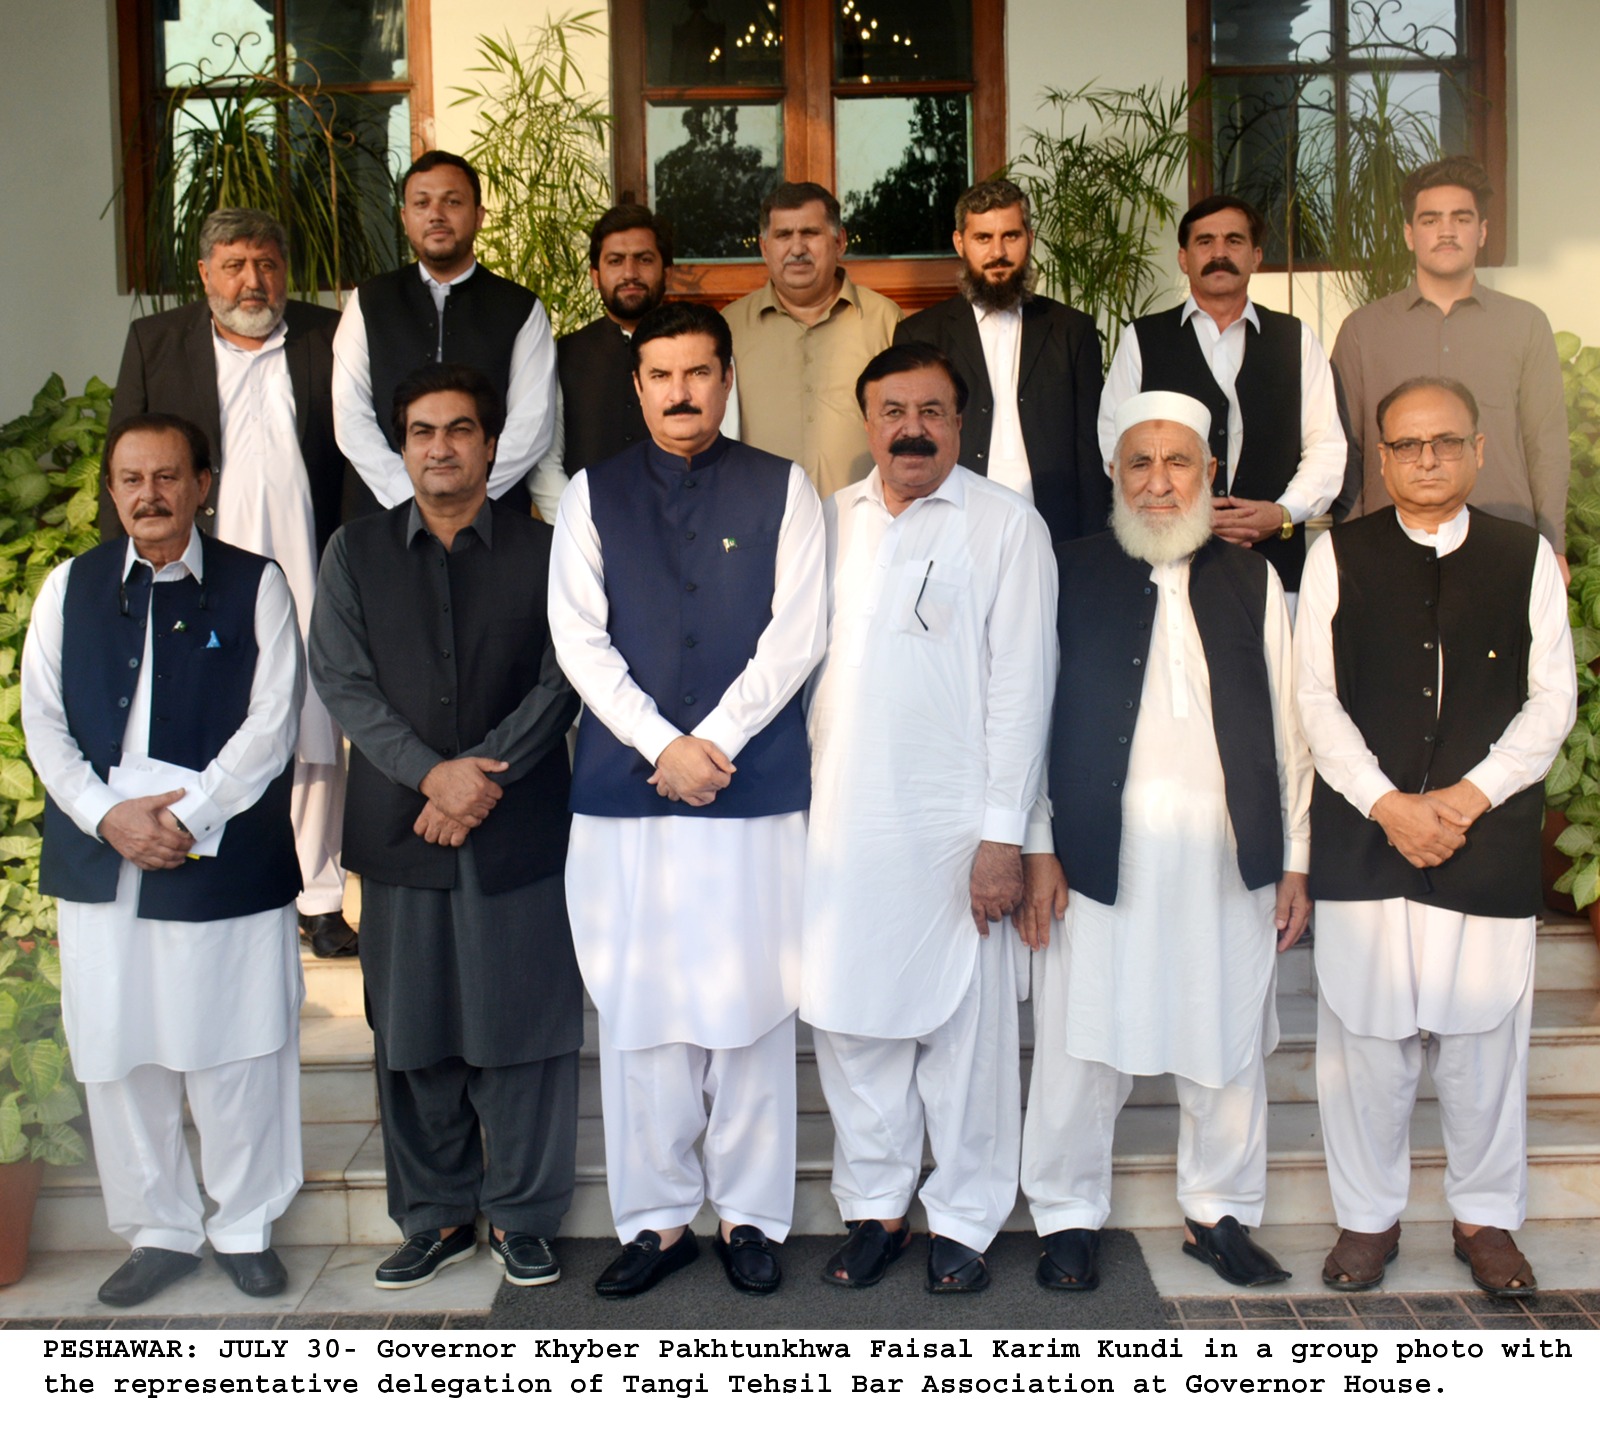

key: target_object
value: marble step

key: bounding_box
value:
[293,986,1600,1125]
[33,1095,1600,1249]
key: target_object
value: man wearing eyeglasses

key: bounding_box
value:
[1296,376,1574,1300]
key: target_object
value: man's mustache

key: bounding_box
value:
[664,401,702,417]
[889,436,938,457]
[133,503,172,518]
[1202,257,1239,275]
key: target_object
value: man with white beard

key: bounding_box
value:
[1017,390,1311,1293]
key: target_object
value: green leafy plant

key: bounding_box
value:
[452,13,613,338]
[1014,81,1207,367]
[1545,333,1600,907]
[0,373,107,1164]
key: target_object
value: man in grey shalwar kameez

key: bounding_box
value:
[310,363,581,1290]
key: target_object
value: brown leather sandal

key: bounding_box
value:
[1452,1222,1537,1299]
[1322,1224,1401,1290]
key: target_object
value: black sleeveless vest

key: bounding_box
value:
[1051,531,1282,904]
[556,317,648,476]
[1133,302,1306,589]
[1310,509,1544,917]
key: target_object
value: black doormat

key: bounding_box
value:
[488,1231,1167,1330]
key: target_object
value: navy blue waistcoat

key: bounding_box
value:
[571,437,811,818]
[1051,532,1283,904]
[39,535,301,921]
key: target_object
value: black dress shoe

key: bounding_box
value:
[491,1232,560,1287]
[1037,1228,1101,1292]
[374,1226,477,1289]
[1182,1215,1292,1287]
[300,911,358,958]
[214,1248,289,1297]
[595,1229,698,1298]
[822,1219,912,1288]
[714,1225,781,1295]
[98,1247,202,1307]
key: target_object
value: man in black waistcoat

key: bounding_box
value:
[22,414,305,1307]
[1297,377,1574,1298]
[309,364,582,1292]
[1098,196,1347,602]
[528,205,672,517]
[893,178,1106,544]
[332,151,556,518]
[1017,391,1310,1294]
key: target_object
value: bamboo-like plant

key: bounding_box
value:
[1014,82,1207,366]
[452,13,614,338]
[125,34,404,306]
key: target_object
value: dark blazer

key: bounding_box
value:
[895,294,1107,544]
[105,298,349,555]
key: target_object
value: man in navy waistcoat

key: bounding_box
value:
[22,414,305,1307]
[550,301,828,1298]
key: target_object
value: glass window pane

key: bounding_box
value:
[834,0,972,84]
[648,102,782,260]
[1211,0,1332,65]
[286,0,408,85]
[837,95,971,256]
[1346,0,1462,59]
[157,0,278,84]
[645,0,784,87]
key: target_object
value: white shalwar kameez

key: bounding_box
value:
[21,531,305,1253]
[802,466,1056,1249]
[550,461,827,1241]
[1022,556,1310,1233]
[1296,510,1574,1232]
[212,320,346,916]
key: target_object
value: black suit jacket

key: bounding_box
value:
[895,294,1107,544]
[105,298,349,554]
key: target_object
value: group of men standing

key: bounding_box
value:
[20,148,1574,1310]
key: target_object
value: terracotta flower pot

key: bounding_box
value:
[0,1159,45,1287]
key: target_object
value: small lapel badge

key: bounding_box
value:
[1488,650,1498,659]
[205,630,221,649]
[172,620,187,632]
[722,537,738,553]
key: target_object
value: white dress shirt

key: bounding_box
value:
[332,260,557,508]
[974,302,1033,502]
[21,530,305,1078]
[1098,298,1346,524]
[801,465,1057,1040]
[1296,508,1575,1037]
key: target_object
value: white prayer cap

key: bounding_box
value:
[1111,390,1213,450]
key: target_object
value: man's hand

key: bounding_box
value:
[419,757,508,827]
[1274,871,1311,952]
[1370,789,1469,868]
[98,789,194,870]
[1012,852,1069,951]
[648,736,735,807]
[1211,495,1288,547]
[970,840,1024,938]
[413,799,473,847]
[1558,553,1571,588]
[1425,778,1491,831]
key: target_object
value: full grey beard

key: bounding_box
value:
[958,258,1035,311]
[1111,492,1214,566]
[209,292,285,340]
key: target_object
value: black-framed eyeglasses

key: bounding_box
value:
[1379,434,1477,464]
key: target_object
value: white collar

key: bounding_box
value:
[1181,295,1260,333]
[122,525,205,582]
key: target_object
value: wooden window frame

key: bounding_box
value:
[611,0,1007,311]
[1186,0,1508,268]
[114,0,434,292]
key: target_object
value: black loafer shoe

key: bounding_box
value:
[1182,1215,1292,1287]
[927,1234,990,1294]
[214,1248,289,1298]
[374,1226,477,1289]
[714,1225,781,1295]
[301,911,358,958]
[595,1229,698,1298]
[1037,1228,1101,1292]
[491,1233,560,1287]
[822,1219,913,1288]
[98,1247,202,1307]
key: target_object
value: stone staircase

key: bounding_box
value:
[30,916,1600,1249]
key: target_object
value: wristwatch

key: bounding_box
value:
[1277,505,1294,542]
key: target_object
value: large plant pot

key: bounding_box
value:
[0,1159,44,1286]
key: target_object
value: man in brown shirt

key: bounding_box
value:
[1331,157,1570,572]
[723,182,903,499]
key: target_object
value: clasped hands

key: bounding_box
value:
[1371,780,1490,869]
[649,736,735,807]
[98,789,194,870]
[1211,495,1288,547]
[414,756,509,846]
